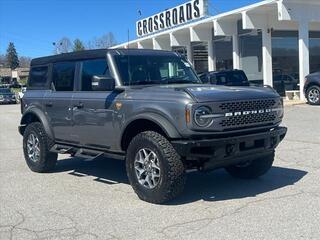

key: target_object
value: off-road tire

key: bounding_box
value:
[306,85,320,105]
[126,131,186,204]
[23,122,58,173]
[225,152,274,179]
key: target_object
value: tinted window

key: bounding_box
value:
[28,66,48,88]
[212,71,249,86]
[52,62,75,91]
[81,59,109,91]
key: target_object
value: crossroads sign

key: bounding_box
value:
[136,0,208,37]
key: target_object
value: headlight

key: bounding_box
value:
[194,106,213,128]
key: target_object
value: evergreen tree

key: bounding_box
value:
[6,42,19,69]
[73,39,85,52]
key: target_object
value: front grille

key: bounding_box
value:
[219,99,276,112]
[221,113,277,127]
[218,99,280,129]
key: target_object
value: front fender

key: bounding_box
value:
[19,107,54,139]
[122,112,182,139]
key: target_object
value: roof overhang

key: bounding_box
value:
[112,0,320,49]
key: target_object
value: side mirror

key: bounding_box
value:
[92,75,115,91]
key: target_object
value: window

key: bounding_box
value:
[272,31,299,95]
[114,55,199,86]
[214,36,233,71]
[239,29,263,84]
[28,66,48,88]
[52,62,75,91]
[81,59,109,91]
[310,32,320,74]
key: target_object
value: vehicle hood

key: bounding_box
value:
[181,85,280,102]
[306,72,320,80]
[124,84,280,102]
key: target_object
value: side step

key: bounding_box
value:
[75,149,104,161]
[50,144,75,154]
[50,144,125,161]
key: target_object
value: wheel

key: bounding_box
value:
[126,131,186,204]
[306,85,320,105]
[225,152,274,179]
[23,122,58,173]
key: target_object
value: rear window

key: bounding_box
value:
[211,71,249,86]
[28,66,48,88]
[52,62,75,91]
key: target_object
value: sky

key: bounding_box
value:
[0,0,260,58]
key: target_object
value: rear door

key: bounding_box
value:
[44,61,78,144]
[71,58,117,149]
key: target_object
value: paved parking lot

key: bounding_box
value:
[0,104,319,240]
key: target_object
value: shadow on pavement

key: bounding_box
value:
[54,156,307,205]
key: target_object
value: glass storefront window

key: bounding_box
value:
[272,31,299,96]
[172,46,187,59]
[214,36,233,71]
[192,42,208,74]
[239,30,263,86]
[310,32,320,74]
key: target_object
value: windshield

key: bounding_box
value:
[114,55,200,86]
[0,88,11,94]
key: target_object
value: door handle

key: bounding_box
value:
[74,102,84,109]
[45,102,53,107]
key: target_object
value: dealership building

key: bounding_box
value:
[113,0,320,100]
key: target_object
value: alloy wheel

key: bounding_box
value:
[308,88,320,104]
[27,133,40,163]
[134,148,161,189]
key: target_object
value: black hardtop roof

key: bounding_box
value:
[209,69,244,74]
[31,48,178,66]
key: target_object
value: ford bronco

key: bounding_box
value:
[19,49,287,203]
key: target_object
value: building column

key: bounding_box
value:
[186,44,193,65]
[208,40,215,71]
[262,28,273,87]
[299,21,310,101]
[137,42,144,49]
[232,34,240,69]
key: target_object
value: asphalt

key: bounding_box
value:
[0,104,319,240]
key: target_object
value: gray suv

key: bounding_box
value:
[19,49,287,203]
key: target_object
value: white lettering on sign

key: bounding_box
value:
[136,0,207,37]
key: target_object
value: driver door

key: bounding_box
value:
[72,58,118,150]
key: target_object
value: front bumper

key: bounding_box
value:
[172,127,287,170]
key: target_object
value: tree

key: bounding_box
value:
[0,54,6,67]
[19,56,32,67]
[73,39,85,52]
[6,42,19,69]
[87,32,117,49]
[53,37,72,54]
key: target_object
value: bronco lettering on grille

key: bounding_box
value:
[225,108,281,117]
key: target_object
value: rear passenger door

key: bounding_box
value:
[72,58,116,149]
[44,61,78,144]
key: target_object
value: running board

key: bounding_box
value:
[75,149,104,161]
[50,144,75,154]
[50,144,125,161]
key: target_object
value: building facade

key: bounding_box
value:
[113,0,320,100]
